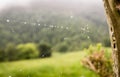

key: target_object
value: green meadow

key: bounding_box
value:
[0,51,99,77]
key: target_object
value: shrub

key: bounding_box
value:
[38,43,52,58]
[86,43,102,55]
[0,48,5,61]
[82,44,113,77]
[5,43,18,61]
[16,43,39,59]
[58,43,68,53]
[103,38,111,47]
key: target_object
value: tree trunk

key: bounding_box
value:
[103,0,120,77]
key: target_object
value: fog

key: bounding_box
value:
[0,0,103,10]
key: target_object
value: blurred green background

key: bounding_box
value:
[0,0,112,77]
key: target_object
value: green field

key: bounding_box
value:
[0,51,100,77]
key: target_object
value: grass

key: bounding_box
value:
[0,51,99,77]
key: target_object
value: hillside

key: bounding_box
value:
[0,0,110,51]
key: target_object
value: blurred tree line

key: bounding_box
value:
[0,5,111,61]
[0,43,52,62]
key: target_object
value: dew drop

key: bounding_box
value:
[61,26,63,29]
[87,36,90,39]
[6,19,10,22]
[24,22,27,24]
[38,24,40,26]
[81,28,85,31]
[50,25,54,28]
[66,27,69,30]
[70,15,73,19]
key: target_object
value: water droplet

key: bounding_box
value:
[87,36,90,39]
[6,19,10,22]
[24,22,27,24]
[50,25,54,28]
[9,76,12,77]
[32,23,36,26]
[64,38,69,40]
[81,28,85,31]
[61,26,63,29]
[38,24,40,26]
[70,15,73,19]
[66,27,69,30]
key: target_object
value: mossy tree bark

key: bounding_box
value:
[103,0,120,77]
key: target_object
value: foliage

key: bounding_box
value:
[16,43,39,59]
[0,42,53,62]
[0,48,5,61]
[102,37,111,47]
[57,42,69,53]
[0,43,19,61]
[38,43,52,58]
[86,43,102,55]
[4,43,18,61]
[82,44,113,77]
